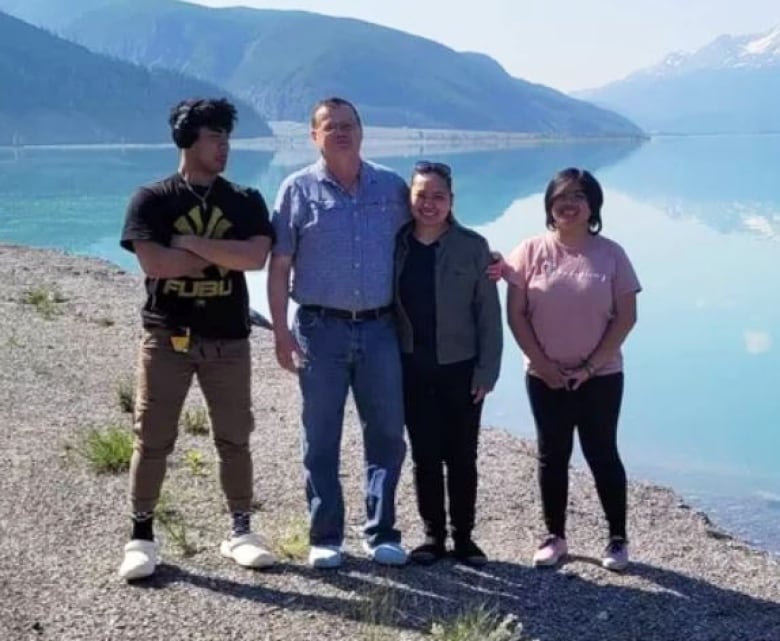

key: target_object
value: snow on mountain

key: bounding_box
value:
[743,25,780,57]
[639,25,780,78]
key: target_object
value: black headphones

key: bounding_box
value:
[171,100,201,149]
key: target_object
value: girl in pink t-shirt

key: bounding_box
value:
[503,167,641,572]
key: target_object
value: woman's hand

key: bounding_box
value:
[533,358,567,389]
[471,385,492,404]
[561,361,595,391]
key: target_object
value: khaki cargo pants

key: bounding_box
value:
[129,328,255,513]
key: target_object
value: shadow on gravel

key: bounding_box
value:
[132,557,780,641]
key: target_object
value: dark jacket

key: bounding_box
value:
[394,221,503,389]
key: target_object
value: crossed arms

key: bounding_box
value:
[133,236,272,278]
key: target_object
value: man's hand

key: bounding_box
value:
[171,235,192,251]
[170,235,206,277]
[486,251,505,282]
[273,328,305,373]
[134,240,211,279]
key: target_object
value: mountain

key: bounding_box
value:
[0,10,271,145]
[576,26,780,134]
[600,135,780,240]
[0,0,643,137]
[647,26,780,73]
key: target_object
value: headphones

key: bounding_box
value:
[171,100,201,149]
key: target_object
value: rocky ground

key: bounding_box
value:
[0,244,778,641]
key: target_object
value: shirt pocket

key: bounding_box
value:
[364,198,406,238]
[302,199,345,235]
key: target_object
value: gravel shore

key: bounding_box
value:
[0,244,778,641]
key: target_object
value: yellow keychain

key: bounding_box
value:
[170,328,191,353]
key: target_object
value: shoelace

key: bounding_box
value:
[539,535,561,549]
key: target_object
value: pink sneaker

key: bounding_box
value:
[532,535,568,567]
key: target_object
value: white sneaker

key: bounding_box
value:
[602,537,629,572]
[362,540,408,566]
[308,544,343,569]
[219,533,276,568]
[118,539,159,580]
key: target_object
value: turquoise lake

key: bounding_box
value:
[1,135,778,554]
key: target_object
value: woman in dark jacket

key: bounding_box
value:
[394,161,502,566]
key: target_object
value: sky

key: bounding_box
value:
[192,0,779,92]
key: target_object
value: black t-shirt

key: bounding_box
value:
[399,235,438,366]
[120,173,274,339]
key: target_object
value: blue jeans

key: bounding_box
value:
[294,307,406,547]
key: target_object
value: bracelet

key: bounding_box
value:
[582,360,596,377]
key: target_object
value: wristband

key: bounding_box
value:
[583,360,596,377]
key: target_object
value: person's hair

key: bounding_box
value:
[544,167,603,235]
[309,97,362,129]
[410,160,455,222]
[411,160,452,191]
[169,98,238,149]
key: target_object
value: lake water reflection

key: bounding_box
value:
[1,135,777,553]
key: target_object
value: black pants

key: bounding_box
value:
[526,372,627,539]
[402,356,483,542]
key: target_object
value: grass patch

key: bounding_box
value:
[79,424,133,474]
[4,331,23,348]
[275,517,309,561]
[431,606,524,641]
[21,285,67,319]
[358,582,401,641]
[183,449,208,477]
[155,491,198,557]
[182,406,209,435]
[116,376,135,414]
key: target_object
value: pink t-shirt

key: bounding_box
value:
[505,233,641,375]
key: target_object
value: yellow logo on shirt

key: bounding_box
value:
[163,205,233,297]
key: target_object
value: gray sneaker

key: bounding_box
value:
[602,537,629,571]
[362,540,408,566]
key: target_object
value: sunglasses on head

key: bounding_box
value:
[414,160,452,178]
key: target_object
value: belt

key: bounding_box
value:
[301,304,394,321]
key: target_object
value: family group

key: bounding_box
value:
[116,96,640,581]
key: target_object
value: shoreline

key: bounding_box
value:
[6,239,778,557]
[1,244,778,641]
[0,121,647,157]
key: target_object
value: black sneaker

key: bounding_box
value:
[453,538,488,567]
[410,539,446,565]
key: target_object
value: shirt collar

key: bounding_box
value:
[399,219,459,251]
[314,157,376,189]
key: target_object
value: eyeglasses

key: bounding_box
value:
[414,160,452,179]
[321,121,359,134]
[552,190,588,204]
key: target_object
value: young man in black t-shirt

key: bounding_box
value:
[118,98,276,580]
